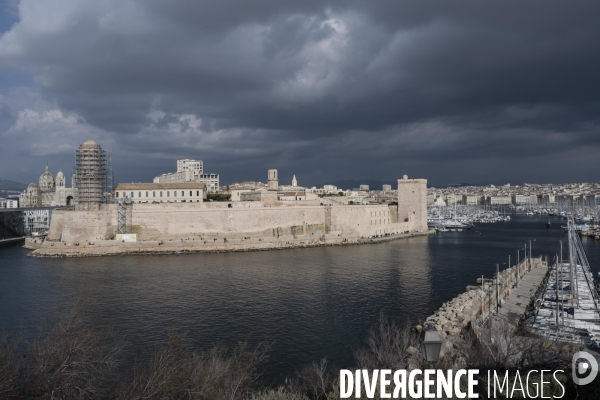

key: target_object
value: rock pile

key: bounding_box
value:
[423,289,484,338]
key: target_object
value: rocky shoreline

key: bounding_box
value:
[418,259,537,339]
[25,230,435,258]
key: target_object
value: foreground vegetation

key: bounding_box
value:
[1,302,598,399]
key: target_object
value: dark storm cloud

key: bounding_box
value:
[1,0,600,185]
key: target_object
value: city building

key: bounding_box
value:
[444,194,460,205]
[230,186,259,202]
[154,159,219,193]
[382,184,392,192]
[487,195,512,205]
[512,194,538,205]
[463,195,482,206]
[279,174,304,191]
[0,199,18,208]
[114,183,207,203]
[323,184,338,194]
[177,159,203,173]
[540,194,556,204]
[19,165,74,208]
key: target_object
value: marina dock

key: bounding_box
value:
[491,258,547,330]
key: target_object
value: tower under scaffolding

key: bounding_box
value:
[73,140,113,211]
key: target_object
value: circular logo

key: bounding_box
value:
[572,351,599,386]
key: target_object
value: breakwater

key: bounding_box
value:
[422,256,548,339]
[25,230,435,257]
[0,237,25,245]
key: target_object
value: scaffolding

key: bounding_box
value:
[73,141,113,211]
[117,196,132,234]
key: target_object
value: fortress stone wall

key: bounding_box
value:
[130,202,327,241]
[44,177,428,247]
[47,205,117,243]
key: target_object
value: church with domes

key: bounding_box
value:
[19,165,74,208]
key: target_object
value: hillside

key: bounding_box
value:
[0,178,27,191]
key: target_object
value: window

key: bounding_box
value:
[153,191,156,197]
[181,191,184,197]
[174,191,177,197]
[196,191,199,196]
[167,191,170,197]
[146,192,148,197]
[131,192,134,198]
[160,191,163,197]
[116,192,119,198]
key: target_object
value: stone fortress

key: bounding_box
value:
[26,140,431,257]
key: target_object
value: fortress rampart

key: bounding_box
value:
[30,177,429,256]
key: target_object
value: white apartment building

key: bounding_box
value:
[512,194,538,205]
[487,195,512,205]
[382,184,392,192]
[541,194,556,204]
[347,190,368,204]
[0,199,18,208]
[323,185,338,194]
[153,159,219,193]
[463,195,482,205]
[114,183,207,203]
[445,194,460,205]
[177,159,203,173]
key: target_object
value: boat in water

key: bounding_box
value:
[546,220,551,229]
[528,217,600,349]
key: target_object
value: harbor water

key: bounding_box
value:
[1,213,599,382]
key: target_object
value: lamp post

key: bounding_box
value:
[516,249,520,287]
[419,324,443,363]
[496,264,500,313]
[481,274,485,320]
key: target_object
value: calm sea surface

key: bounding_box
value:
[1,213,599,382]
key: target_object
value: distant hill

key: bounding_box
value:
[0,179,27,191]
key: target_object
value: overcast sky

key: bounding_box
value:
[1,0,599,187]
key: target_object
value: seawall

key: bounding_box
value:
[421,256,548,339]
[46,202,417,243]
[26,230,435,257]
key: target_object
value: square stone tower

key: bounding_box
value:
[268,169,279,190]
[397,175,428,232]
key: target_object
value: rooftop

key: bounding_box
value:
[114,182,206,190]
